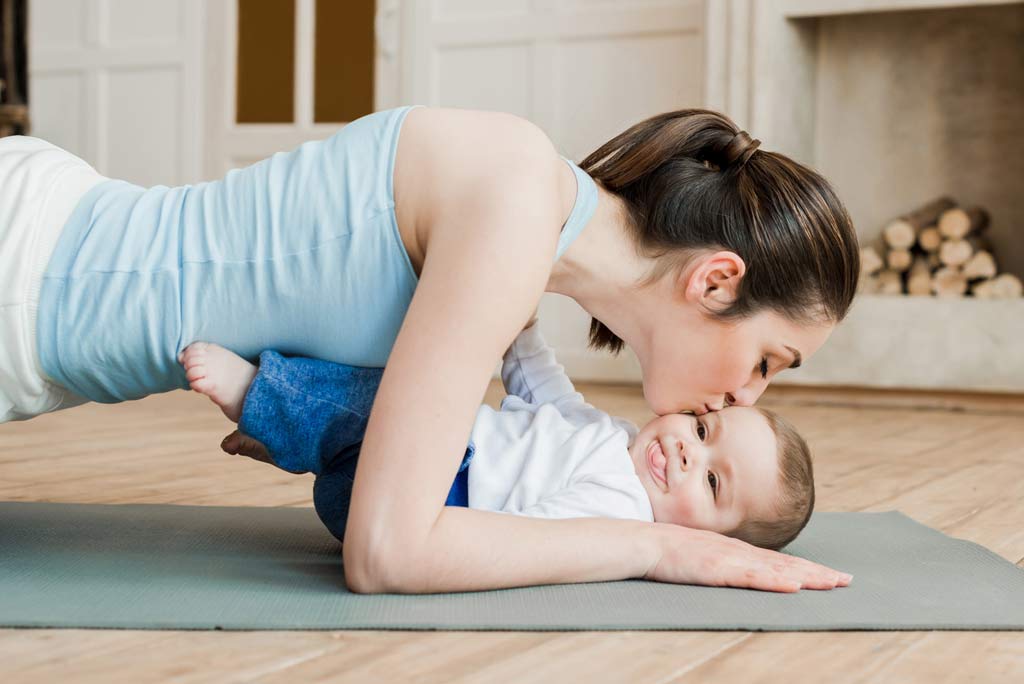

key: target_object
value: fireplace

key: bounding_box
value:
[706,0,1024,392]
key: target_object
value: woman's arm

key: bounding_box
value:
[342,115,848,594]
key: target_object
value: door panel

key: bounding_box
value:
[29,0,202,185]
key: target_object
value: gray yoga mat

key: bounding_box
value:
[1,501,1022,631]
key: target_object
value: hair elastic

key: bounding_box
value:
[724,130,761,170]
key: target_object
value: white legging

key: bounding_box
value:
[0,135,105,422]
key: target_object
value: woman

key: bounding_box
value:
[0,105,858,593]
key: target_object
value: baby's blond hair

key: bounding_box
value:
[727,408,814,551]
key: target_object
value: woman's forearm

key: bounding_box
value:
[348,507,661,593]
[348,505,852,595]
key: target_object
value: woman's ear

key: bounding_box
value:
[680,251,746,311]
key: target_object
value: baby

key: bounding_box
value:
[179,322,814,551]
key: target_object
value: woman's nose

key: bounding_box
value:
[727,379,768,407]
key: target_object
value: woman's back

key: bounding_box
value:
[37,106,591,405]
[38,106,421,403]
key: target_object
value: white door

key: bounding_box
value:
[395,0,707,381]
[28,0,204,185]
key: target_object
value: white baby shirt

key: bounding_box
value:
[467,324,655,522]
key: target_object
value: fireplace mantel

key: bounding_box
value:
[779,0,1019,19]
[704,0,1024,392]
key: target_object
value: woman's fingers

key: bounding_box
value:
[786,555,853,590]
[722,552,835,593]
[758,554,851,591]
[647,525,853,593]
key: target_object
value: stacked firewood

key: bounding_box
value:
[859,197,1023,298]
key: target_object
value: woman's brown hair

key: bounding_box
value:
[580,109,860,353]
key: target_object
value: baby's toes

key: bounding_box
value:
[189,374,216,395]
[179,342,211,367]
[184,362,208,383]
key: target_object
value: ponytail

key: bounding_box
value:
[581,110,761,188]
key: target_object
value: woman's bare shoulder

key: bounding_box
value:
[400,107,553,163]
[393,107,574,272]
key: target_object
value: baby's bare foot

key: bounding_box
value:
[221,429,273,465]
[178,342,257,423]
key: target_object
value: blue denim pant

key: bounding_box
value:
[238,351,473,542]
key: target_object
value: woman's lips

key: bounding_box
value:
[646,440,668,488]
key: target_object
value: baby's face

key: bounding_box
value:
[628,407,780,534]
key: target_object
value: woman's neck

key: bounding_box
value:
[546,183,659,349]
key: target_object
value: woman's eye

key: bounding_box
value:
[759,356,769,379]
[696,423,707,441]
[708,471,718,498]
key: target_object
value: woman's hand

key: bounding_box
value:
[645,523,852,592]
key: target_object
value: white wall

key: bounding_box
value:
[28,0,204,185]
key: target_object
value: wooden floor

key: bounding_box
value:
[1,383,1023,683]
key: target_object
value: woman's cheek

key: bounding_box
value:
[643,367,697,415]
[704,344,754,393]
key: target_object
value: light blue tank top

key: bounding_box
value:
[37,106,599,403]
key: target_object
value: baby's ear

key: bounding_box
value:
[681,250,746,312]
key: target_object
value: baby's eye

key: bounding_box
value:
[708,471,718,499]
[696,423,707,441]
[759,356,769,379]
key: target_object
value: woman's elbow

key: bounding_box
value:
[341,492,437,593]
[343,540,392,594]
[342,535,421,594]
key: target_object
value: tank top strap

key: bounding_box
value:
[555,157,598,260]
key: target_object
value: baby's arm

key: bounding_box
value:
[500,320,586,408]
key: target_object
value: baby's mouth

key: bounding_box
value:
[646,439,668,488]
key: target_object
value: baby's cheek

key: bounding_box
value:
[667,492,701,528]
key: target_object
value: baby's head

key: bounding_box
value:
[629,406,813,550]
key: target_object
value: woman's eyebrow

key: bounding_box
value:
[784,345,803,369]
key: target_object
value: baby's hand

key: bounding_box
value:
[220,429,274,466]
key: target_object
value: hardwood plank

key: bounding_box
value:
[253,632,555,684]
[3,630,350,684]
[445,632,750,684]
[671,631,1024,683]
[0,629,170,676]
[759,383,1024,415]
[251,632,751,684]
